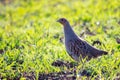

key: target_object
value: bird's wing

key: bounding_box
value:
[67,38,108,60]
[84,41,108,58]
[67,39,88,59]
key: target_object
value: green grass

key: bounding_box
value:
[0,0,120,79]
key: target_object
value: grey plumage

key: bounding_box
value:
[57,18,108,61]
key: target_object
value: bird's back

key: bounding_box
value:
[84,41,108,59]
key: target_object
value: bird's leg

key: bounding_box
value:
[73,66,77,79]
[78,56,87,76]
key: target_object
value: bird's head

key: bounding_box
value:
[57,18,68,26]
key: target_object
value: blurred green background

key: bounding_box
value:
[0,0,120,79]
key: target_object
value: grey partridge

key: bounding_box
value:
[57,18,108,61]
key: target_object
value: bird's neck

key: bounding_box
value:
[63,23,77,40]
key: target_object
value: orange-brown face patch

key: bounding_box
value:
[57,18,67,25]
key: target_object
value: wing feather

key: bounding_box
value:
[67,39,87,59]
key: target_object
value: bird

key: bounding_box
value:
[57,18,108,62]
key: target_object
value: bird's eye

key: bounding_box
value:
[61,19,64,21]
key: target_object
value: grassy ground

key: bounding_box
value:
[0,0,120,79]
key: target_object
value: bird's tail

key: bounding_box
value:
[102,50,108,55]
[99,50,108,56]
[93,50,108,58]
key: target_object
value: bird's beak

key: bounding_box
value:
[56,19,60,22]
